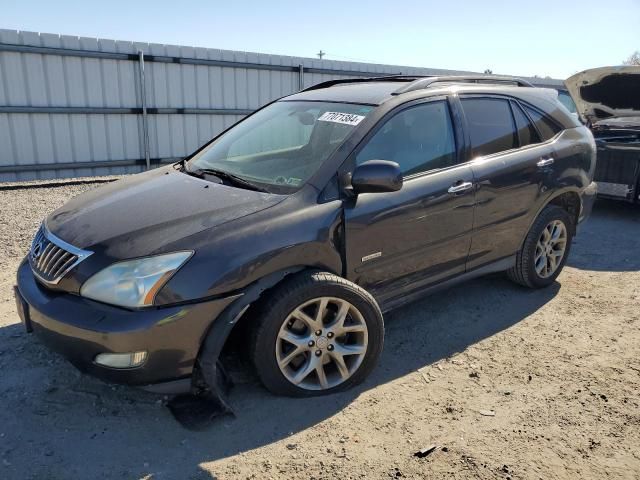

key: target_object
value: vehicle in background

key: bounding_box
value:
[566,66,640,203]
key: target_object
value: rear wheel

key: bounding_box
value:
[508,205,574,288]
[250,271,384,397]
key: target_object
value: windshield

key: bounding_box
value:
[187,101,374,193]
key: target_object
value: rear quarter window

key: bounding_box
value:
[523,105,562,141]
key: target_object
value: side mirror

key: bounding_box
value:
[351,160,403,194]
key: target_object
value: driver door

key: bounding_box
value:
[343,98,475,306]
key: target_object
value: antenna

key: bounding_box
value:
[317,50,325,60]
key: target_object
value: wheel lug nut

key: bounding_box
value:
[327,332,334,338]
[308,340,315,347]
[315,350,322,357]
[315,330,322,336]
[327,344,334,351]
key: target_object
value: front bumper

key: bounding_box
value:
[594,142,640,203]
[579,181,598,224]
[15,259,238,390]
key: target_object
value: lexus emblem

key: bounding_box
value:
[31,240,44,261]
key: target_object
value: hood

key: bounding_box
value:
[565,66,640,124]
[46,167,285,257]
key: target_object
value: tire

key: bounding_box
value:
[250,270,384,397]
[508,205,574,288]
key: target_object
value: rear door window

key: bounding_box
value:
[460,98,517,157]
[511,101,540,147]
[523,105,562,141]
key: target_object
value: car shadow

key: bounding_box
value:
[568,198,640,272]
[0,276,559,480]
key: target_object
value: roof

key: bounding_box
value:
[285,81,407,105]
[284,75,538,106]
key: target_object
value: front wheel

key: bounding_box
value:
[508,205,574,288]
[250,271,384,397]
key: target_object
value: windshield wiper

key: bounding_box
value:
[190,167,269,193]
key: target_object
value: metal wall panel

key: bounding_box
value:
[0,29,564,182]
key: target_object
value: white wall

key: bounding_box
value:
[0,29,564,182]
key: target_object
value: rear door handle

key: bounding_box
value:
[537,158,555,168]
[448,181,474,194]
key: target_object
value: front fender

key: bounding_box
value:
[189,267,304,413]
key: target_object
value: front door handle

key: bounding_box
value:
[448,181,474,194]
[537,158,555,168]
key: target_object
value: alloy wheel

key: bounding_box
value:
[534,219,568,278]
[275,297,369,391]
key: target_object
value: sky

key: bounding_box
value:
[1,0,639,79]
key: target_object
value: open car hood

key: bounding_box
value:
[565,66,640,124]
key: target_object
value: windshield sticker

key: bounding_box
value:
[318,112,366,126]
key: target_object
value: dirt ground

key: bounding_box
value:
[0,180,639,480]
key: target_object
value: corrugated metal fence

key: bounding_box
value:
[0,29,563,182]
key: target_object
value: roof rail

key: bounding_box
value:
[301,75,420,92]
[391,75,535,95]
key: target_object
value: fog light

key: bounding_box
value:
[94,351,147,369]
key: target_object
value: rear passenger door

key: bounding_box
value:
[343,98,475,304]
[459,96,561,270]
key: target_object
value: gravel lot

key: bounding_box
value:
[0,180,639,480]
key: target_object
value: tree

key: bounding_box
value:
[623,51,640,66]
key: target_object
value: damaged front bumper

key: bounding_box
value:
[593,139,640,203]
[15,258,239,399]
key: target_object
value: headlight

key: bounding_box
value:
[80,251,192,308]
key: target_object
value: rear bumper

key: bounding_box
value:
[579,181,598,224]
[16,259,238,391]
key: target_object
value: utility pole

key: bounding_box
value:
[317,50,325,60]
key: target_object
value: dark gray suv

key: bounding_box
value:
[15,75,597,410]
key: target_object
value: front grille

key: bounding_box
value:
[594,144,640,201]
[28,225,92,285]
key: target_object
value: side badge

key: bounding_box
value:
[361,251,382,263]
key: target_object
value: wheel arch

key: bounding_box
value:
[547,190,581,230]
[520,188,582,250]
[194,265,341,394]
